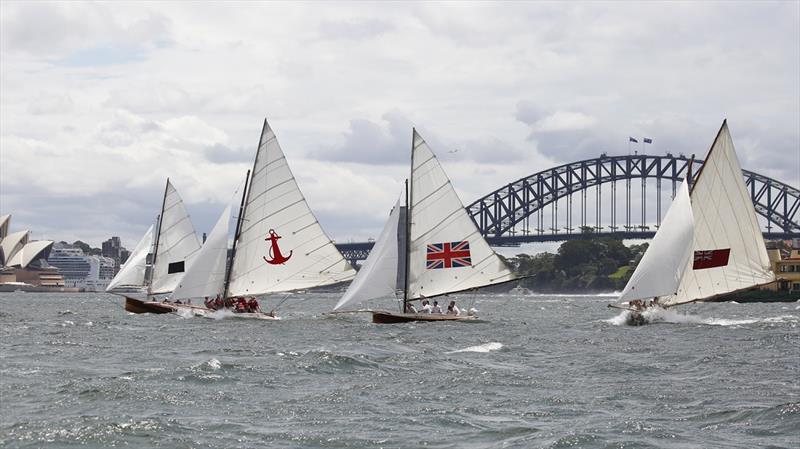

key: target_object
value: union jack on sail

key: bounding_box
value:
[427,241,471,269]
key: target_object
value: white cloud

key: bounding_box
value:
[1,2,798,249]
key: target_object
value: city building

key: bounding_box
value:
[47,244,116,292]
[102,236,130,275]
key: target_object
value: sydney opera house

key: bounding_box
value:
[0,214,70,292]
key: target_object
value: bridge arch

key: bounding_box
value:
[466,154,799,243]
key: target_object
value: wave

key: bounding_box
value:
[604,308,798,326]
[448,342,503,353]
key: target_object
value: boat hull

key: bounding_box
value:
[371,311,477,324]
[626,311,648,326]
[124,296,176,314]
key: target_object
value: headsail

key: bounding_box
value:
[618,180,694,303]
[406,130,515,299]
[106,225,154,292]
[334,198,402,311]
[227,119,356,296]
[171,204,232,300]
[662,121,774,306]
[150,180,202,295]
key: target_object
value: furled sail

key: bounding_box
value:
[106,225,153,292]
[618,180,694,303]
[227,119,355,296]
[662,121,774,306]
[406,130,515,299]
[150,180,202,295]
[334,198,402,311]
[171,204,231,300]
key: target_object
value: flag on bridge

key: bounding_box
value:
[692,249,731,270]
[629,137,638,143]
[427,241,472,269]
[643,138,653,144]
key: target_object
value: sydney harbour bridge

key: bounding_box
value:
[335,153,800,264]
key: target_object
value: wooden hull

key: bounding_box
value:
[124,296,176,314]
[371,311,477,324]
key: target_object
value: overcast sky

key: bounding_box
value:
[1,1,798,250]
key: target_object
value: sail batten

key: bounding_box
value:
[227,118,355,296]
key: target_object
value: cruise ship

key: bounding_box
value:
[47,244,115,292]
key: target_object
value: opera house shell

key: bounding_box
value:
[0,214,71,291]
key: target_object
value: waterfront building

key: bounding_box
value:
[0,214,65,290]
[766,243,800,293]
[47,244,115,292]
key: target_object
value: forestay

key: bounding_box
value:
[618,180,694,303]
[150,181,202,295]
[106,225,153,291]
[662,121,774,306]
[171,204,232,300]
[334,198,401,311]
[406,130,515,299]
[227,119,355,296]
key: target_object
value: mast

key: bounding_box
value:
[223,169,251,299]
[403,177,411,312]
[148,178,170,296]
[689,119,726,195]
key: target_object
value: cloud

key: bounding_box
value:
[1,2,798,249]
[317,18,395,40]
[1,2,172,59]
[312,110,415,164]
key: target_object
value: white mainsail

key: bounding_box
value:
[406,130,515,299]
[227,119,356,296]
[662,121,774,306]
[618,180,694,303]
[171,204,232,300]
[334,198,402,311]
[150,180,202,295]
[106,225,153,292]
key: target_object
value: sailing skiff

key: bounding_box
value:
[611,120,776,325]
[106,179,203,314]
[166,118,356,319]
[333,129,517,323]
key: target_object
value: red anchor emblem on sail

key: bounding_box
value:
[263,229,292,265]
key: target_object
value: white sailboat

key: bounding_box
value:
[119,179,203,314]
[334,129,517,323]
[165,118,356,319]
[105,225,153,294]
[612,120,776,324]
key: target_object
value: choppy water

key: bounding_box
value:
[1,292,798,448]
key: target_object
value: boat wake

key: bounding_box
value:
[605,308,799,327]
[448,342,503,353]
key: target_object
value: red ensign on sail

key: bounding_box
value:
[692,248,730,270]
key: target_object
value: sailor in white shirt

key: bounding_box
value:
[420,299,433,313]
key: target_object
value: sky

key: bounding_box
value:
[1,1,799,252]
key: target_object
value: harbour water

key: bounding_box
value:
[1,292,798,448]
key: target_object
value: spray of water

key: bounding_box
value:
[448,342,504,353]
